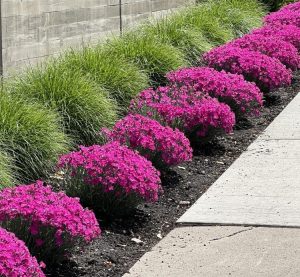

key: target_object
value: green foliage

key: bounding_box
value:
[106,33,187,86]
[0,150,15,188]
[180,4,235,47]
[11,62,118,145]
[142,14,213,64]
[61,46,149,108]
[0,91,70,182]
[204,0,266,37]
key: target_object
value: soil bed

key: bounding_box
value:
[52,72,300,277]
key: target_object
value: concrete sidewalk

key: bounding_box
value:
[124,93,300,277]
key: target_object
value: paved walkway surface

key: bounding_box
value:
[124,93,300,277]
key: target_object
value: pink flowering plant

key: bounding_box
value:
[102,114,193,169]
[166,67,263,117]
[0,227,45,277]
[279,2,300,12]
[264,10,300,27]
[0,181,100,265]
[203,45,292,93]
[129,86,235,142]
[279,1,300,12]
[229,34,300,70]
[58,142,162,217]
[251,25,300,52]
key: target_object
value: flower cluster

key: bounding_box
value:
[203,45,292,92]
[264,10,300,27]
[251,24,300,52]
[130,86,235,139]
[103,114,193,168]
[0,227,45,277]
[280,1,300,12]
[230,34,300,70]
[58,142,161,216]
[0,181,100,264]
[166,67,263,116]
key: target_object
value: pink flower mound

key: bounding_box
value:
[264,10,300,27]
[58,142,161,203]
[166,67,263,116]
[0,181,100,264]
[280,1,300,12]
[0,227,45,277]
[203,45,292,92]
[251,25,300,51]
[230,34,300,70]
[129,86,235,138]
[104,114,193,167]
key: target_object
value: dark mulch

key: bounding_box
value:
[50,73,300,277]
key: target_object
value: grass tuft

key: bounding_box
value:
[106,33,187,87]
[11,62,118,145]
[142,14,213,64]
[0,91,70,182]
[0,149,15,188]
[61,47,149,108]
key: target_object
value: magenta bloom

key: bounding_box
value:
[167,67,263,116]
[59,142,161,216]
[264,10,300,27]
[230,34,300,70]
[0,227,45,277]
[280,1,300,12]
[0,181,100,264]
[130,86,235,139]
[104,114,193,168]
[251,25,300,52]
[203,45,292,92]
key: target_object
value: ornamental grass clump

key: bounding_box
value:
[0,150,15,188]
[130,86,235,141]
[0,92,70,182]
[103,114,193,169]
[230,34,300,70]
[0,227,45,277]
[251,24,300,51]
[12,62,118,145]
[0,181,100,265]
[58,142,162,218]
[167,67,263,117]
[142,14,213,64]
[61,47,149,109]
[179,4,235,47]
[264,9,300,27]
[203,45,292,93]
[203,0,266,37]
[107,33,186,86]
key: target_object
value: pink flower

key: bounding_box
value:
[58,142,162,203]
[203,45,292,92]
[0,227,45,277]
[130,86,235,139]
[229,34,300,70]
[167,67,263,116]
[0,182,100,264]
[264,9,300,27]
[103,114,193,168]
[251,25,300,52]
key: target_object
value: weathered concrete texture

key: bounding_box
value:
[259,93,300,140]
[178,139,300,226]
[2,0,193,74]
[124,226,300,277]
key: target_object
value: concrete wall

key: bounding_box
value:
[2,0,191,74]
